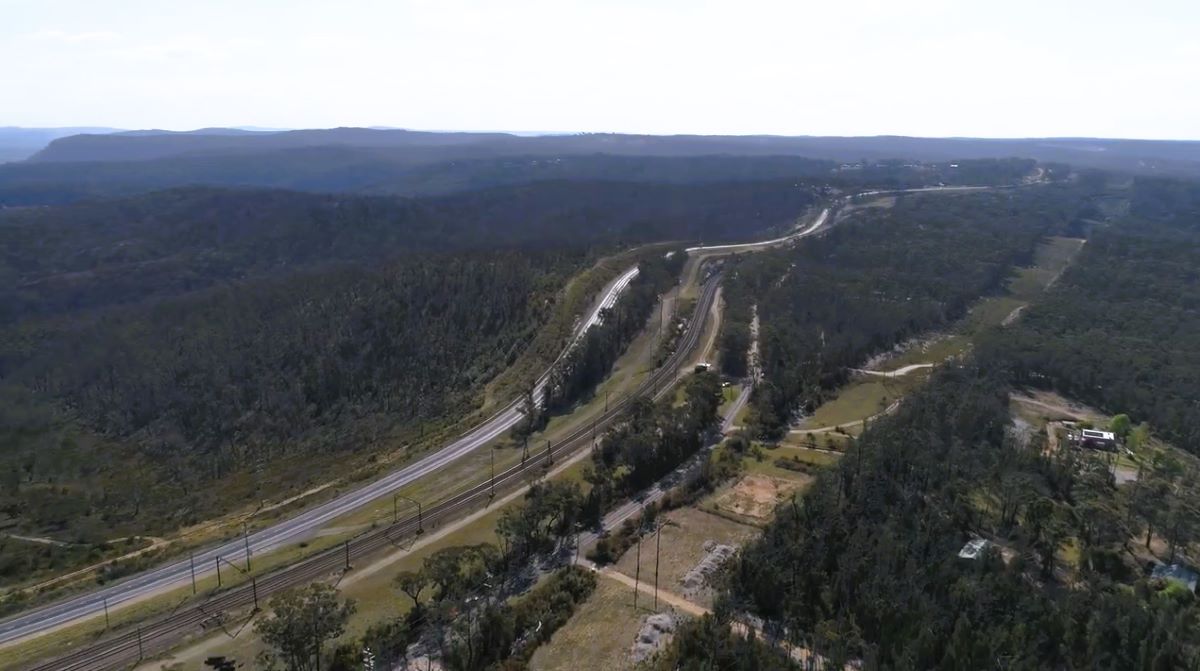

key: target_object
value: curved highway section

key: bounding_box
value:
[0,263,644,648]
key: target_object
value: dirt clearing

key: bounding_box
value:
[711,474,802,521]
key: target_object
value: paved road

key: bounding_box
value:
[2,176,1042,648]
[0,264,644,647]
[685,207,830,254]
[852,363,934,378]
[23,275,723,671]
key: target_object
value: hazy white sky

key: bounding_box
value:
[3,0,1198,139]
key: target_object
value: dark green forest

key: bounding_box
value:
[980,177,1200,452]
[664,177,1200,670]
[0,131,1037,206]
[0,177,823,544]
[665,366,1200,670]
[723,187,1089,437]
[0,252,582,540]
[0,180,817,323]
[0,153,835,205]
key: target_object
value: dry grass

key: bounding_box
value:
[610,507,757,608]
[528,578,650,671]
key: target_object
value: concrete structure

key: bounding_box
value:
[958,538,991,560]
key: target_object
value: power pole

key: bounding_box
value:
[546,440,553,466]
[393,493,398,525]
[344,540,351,570]
[398,495,423,534]
[136,624,144,659]
[489,447,496,498]
[634,535,642,609]
[242,522,252,572]
[654,524,663,610]
[522,436,529,465]
[251,575,259,610]
[103,596,110,629]
[605,390,609,413]
[215,556,222,588]
[189,552,197,595]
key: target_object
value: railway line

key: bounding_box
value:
[26,275,721,671]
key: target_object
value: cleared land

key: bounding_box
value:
[610,507,758,608]
[527,578,648,671]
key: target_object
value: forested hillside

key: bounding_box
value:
[664,177,1200,670]
[0,181,816,323]
[979,177,1200,451]
[540,252,685,417]
[0,174,821,542]
[723,187,1088,437]
[674,365,1200,669]
[0,252,583,539]
[0,153,834,205]
[0,146,1034,206]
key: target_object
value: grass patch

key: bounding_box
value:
[769,444,841,467]
[610,507,757,608]
[962,296,1026,334]
[527,578,647,671]
[800,379,911,430]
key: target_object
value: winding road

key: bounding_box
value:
[4,177,1037,665]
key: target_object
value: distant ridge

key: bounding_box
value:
[26,127,1200,175]
[0,126,123,163]
[115,127,285,137]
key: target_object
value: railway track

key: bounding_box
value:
[26,274,721,671]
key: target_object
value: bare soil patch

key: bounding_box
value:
[712,475,802,521]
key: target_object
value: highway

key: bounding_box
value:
[2,177,1037,657]
[685,206,829,254]
[0,262,645,649]
[24,271,724,671]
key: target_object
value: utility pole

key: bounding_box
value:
[489,447,496,498]
[393,493,398,525]
[103,596,110,629]
[397,495,423,534]
[189,552,197,595]
[634,535,642,609]
[251,575,260,610]
[605,390,610,413]
[546,440,553,466]
[522,436,529,465]
[344,540,352,570]
[654,524,663,610]
[137,624,144,659]
[242,522,252,572]
[215,556,222,588]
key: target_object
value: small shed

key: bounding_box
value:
[958,538,990,560]
[1069,428,1117,451]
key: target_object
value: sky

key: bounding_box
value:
[2,0,1198,140]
